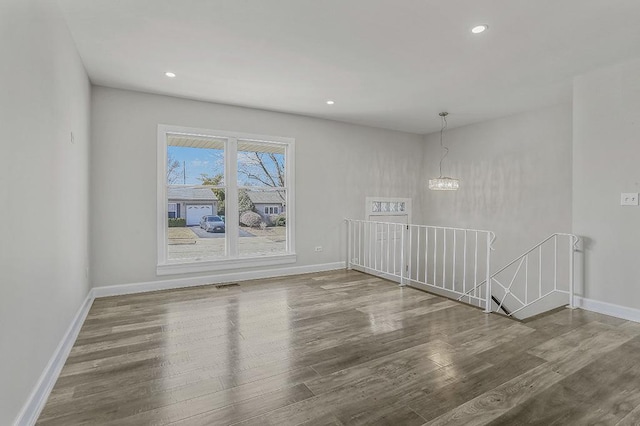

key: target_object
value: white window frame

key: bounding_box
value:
[157,125,296,275]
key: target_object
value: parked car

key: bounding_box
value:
[199,215,226,233]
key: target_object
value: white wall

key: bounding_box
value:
[90,87,424,287]
[573,58,640,310]
[0,1,91,424]
[422,104,573,270]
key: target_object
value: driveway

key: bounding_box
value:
[189,226,254,238]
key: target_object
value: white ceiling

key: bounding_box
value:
[58,0,640,134]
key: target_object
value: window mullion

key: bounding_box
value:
[158,126,170,265]
[226,138,239,257]
[285,143,294,254]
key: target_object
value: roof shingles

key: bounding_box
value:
[245,190,285,204]
[168,186,218,201]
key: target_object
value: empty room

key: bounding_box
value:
[3,0,640,425]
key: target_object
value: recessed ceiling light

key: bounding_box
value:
[165,72,176,78]
[471,24,488,34]
[326,100,335,105]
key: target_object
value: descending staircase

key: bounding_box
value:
[491,295,511,316]
[459,233,579,319]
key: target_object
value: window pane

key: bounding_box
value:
[237,140,285,187]
[167,187,226,262]
[238,189,287,257]
[167,133,226,263]
[167,134,225,185]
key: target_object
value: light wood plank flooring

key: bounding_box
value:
[37,270,640,425]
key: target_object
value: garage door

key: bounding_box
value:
[186,205,213,226]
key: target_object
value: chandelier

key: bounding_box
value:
[429,112,460,191]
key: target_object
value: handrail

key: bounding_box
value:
[460,233,579,317]
[346,219,496,238]
[459,233,578,296]
[346,218,495,312]
[345,219,578,320]
[488,233,578,279]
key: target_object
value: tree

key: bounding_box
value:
[238,152,284,186]
[238,189,254,213]
[200,149,285,214]
[199,173,227,215]
[167,154,182,184]
[199,173,224,192]
[238,151,286,203]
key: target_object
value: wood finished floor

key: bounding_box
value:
[38,270,640,425]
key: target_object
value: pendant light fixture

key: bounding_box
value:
[429,112,460,191]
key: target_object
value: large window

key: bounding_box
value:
[157,125,295,274]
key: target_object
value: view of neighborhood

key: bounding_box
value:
[165,137,287,261]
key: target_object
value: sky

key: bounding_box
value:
[167,146,224,185]
[168,146,285,187]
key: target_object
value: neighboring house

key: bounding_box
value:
[246,190,286,221]
[168,186,218,226]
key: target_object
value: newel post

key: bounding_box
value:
[484,233,492,313]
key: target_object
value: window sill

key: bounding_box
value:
[157,253,297,276]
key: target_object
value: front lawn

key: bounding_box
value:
[168,227,197,244]
[240,226,286,242]
[166,226,286,260]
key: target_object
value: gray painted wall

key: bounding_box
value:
[0,1,91,423]
[422,104,574,271]
[90,87,425,288]
[4,6,638,420]
[573,58,640,309]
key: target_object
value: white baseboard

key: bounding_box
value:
[14,290,95,426]
[14,265,638,426]
[92,261,346,298]
[575,296,640,323]
[14,261,345,425]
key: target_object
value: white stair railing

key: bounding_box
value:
[459,233,579,318]
[345,219,496,312]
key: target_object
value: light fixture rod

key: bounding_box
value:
[438,112,448,178]
[429,111,459,191]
